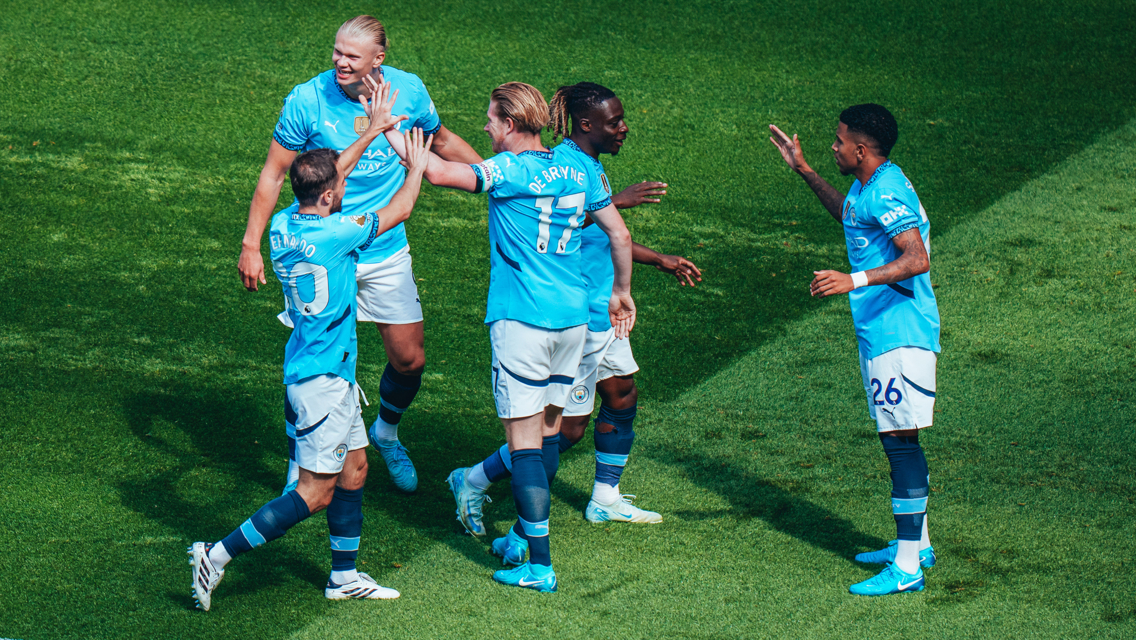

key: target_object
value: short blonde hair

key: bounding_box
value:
[337,15,388,52]
[491,82,549,135]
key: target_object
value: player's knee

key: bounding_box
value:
[600,377,637,411]
[389,351,425,377]
[560,416,588,444]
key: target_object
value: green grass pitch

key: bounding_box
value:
[1,0,1135,638]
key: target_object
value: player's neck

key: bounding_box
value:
[339,69,384,102]
[853,156,888,184]
[501,132,547,155]
[297,205,332,218]
[567,134,600,160]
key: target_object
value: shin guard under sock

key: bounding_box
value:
[326,486,364,582]
[510,449,551,566]
[593,403,637,492]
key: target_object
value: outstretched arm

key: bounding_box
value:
[337,80,408,179]
[430,125,482,164]
[612,181,667,209]
[632,243,702,287]
[371,128,435,236]
[589,203,636,338]
[769,125,845,222]
[809,228,929,298]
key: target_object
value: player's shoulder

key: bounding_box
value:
[382,65,428,95]
[285,71,333,105]
[867,162,918,204]
[554,139,602,167]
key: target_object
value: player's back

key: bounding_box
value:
[269,204,379,384]
[474,146,607,330]
[842,161,940,357]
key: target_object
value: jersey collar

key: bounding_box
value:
[330,67,386,104]
[519,149,553,159]
[861,160,894,192]
[560,138,604,169]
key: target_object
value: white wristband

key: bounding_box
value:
[850,271,869,289]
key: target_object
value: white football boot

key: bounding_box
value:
[584,494,662,524]
[325,572,400,600]
[188,542,224,611]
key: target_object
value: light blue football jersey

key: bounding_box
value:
[472,145,610,329]
[269,203,380,384]
[273,66,441,265]
[842,161,941,358]
[555,139,616,332]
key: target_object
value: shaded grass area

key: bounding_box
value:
[1,0,1135,638]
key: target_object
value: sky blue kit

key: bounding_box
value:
[555,139,616,332]
[273,67,441,265]
[841,161,941,358]
[269,204,379,384]
[472,144,611,330]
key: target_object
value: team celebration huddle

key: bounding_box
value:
[189,13,940,608]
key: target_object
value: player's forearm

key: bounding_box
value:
[337,130,383,179]
[799,169,845,222]
[375,169,427,235]
[608,230,634,293]
[243,176,285,250]
[631,242,662,267]
[863,231,930,285]
[432,126,482,164]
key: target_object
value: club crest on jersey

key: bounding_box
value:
[334,444,348,461]
[571,385,590,404]
[601,173,611,195]
[354,116,369,135]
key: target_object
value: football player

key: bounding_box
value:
[237,16,482,496]
[381,79,636,592]
[190,85,432,610]
[769,104,940,596]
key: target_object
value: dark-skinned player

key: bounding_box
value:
[447,83,702,554]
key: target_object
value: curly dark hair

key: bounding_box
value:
[839,104,899,157]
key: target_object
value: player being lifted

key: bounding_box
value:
[190,85,432,610]
[380,79,636,592]
[238,16,482,495]
[770,104,940,596]
[446,83,703,551]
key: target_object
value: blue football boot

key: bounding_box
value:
[493,562,557,593]
[490,527,528,566]
[446,467,491,537]
[849,563,925,596]
[854,540,936,568]
[369,426,418,493]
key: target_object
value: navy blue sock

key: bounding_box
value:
[221,490,311,558]
[510,449,551,567]
[542,435,561,484]
[593,403,637,488]
[880,433,929,541]
[482,444,512,483]
[558,433,577,454]
[326,486,364,574]
[377,363,422,428]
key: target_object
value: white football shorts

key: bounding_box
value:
[564,329,640,417]
[489,319,588,419]
[355,246,424,325]
[285,374,369,474]
[859,346,938,432]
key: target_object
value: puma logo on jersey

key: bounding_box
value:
[325,120,340,133]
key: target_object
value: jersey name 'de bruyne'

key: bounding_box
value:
[472,144,611,330]
[273,67,440,265]
[842,160,940,358]
[269,205,380,385]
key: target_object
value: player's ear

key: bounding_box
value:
[374,50,385,68]
[503,116,517,135]
[578,117,592,133]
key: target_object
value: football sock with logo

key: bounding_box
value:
[372,363,422,443]
[593,403,636,504]
[214,490,311,568]
[881,432,929,574]
[510,449,551,567]
[326,486,364,584]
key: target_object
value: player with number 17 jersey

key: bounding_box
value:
[474,145,611,331]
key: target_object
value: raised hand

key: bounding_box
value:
[654,253,702,287]
[769,124,811,174]
[608,292,637,339]
[359,76,408,134]
[612,181,667,209]
[400,127,434,174]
